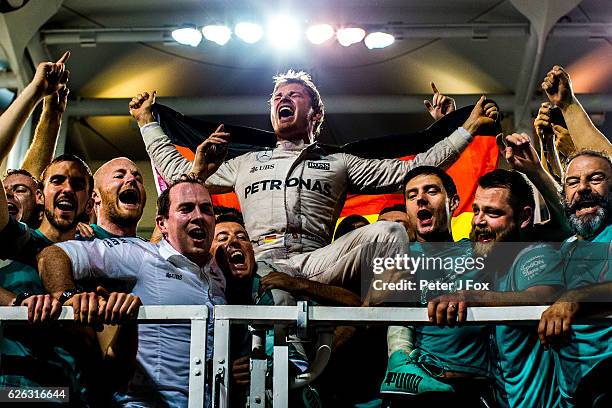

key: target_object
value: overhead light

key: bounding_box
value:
[171,26,202,47]
[306,24,334,45]
[364,32,395,49]
[202,25,232,46]
[336,27,365,47]
[235,22,263,44]
[267,15,301,49]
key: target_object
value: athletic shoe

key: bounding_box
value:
[380,349,454,395]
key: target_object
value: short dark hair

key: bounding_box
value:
[477,169,535,213]
[40,154,94,195]
[404,166,458,198]
[379,204,406,215]
[214,206,245,227]
[157,174,206,218]
[3,168,42,190]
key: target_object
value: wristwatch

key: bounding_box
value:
[58,288,81,305]
[12,291,33,306]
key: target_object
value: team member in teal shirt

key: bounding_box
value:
[428,169,565,407]
[0,156,148,404]
[539,151,612,407]
[0,154,95,404]
[381,166,494,404]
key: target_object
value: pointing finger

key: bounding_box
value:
[430,81,439,95]
[57,51,71,64]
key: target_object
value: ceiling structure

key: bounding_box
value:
[0,0,611,164]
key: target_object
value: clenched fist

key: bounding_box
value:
[129,91,156,127]
[541,65,575,110]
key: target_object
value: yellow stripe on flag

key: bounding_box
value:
[334,212,474,242]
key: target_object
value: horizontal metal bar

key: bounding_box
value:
[0,305,208,321]
[309,306,553,323]
[2,305,609,325]
[40,23,612,45]
[215,305,612,325]
[213,305,298,323]
[65,94,612,117]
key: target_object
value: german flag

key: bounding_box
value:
[151,104,500,241]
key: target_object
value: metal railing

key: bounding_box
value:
[0,305,208,408]
[212,304,588,407]
[2,304,611,407]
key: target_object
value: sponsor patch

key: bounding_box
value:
[166,272,183,280]
[102,237,130,248]
[244,178,331,198]
[256,151,272,162]
[250,164,275,173]
[307,161,330,170]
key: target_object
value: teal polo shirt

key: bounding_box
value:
[492,243,564,408]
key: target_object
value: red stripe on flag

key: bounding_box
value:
[340,136,498,218]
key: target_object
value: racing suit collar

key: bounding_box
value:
[275,139,310,151]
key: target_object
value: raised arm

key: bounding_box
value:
[542,65,611,155]
[499,132,572,239]
[130,91,235,193]
[21,86,69,178]
[534,102,567,180]
[0,51,70,163]
[346,96,498,193]
[423,82,456,121]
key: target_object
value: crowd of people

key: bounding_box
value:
[0,50,610,408]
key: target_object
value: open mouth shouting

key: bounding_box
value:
[417,209,434,228]
[277,103,295,123]
[7,201,20,218]
[474,228,495,243]
[118,188,141,209]
[187,227,207,243]
[227,247,249,272]
[572,199,603,217]
[55,196,76,215]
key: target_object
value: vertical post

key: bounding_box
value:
[212,319,230,408]
[272,328,289,407]
[249,327,267,408]
[188,318,207,408]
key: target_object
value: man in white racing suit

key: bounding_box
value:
[129,71,498,289]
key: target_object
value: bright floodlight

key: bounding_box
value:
[202,25,232,46]
[171,26,202,47]
[306,24,334,45]
[336,27,365,47]
[235,22,263,44]
[365,32,395,49]
[267,15,301,49]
